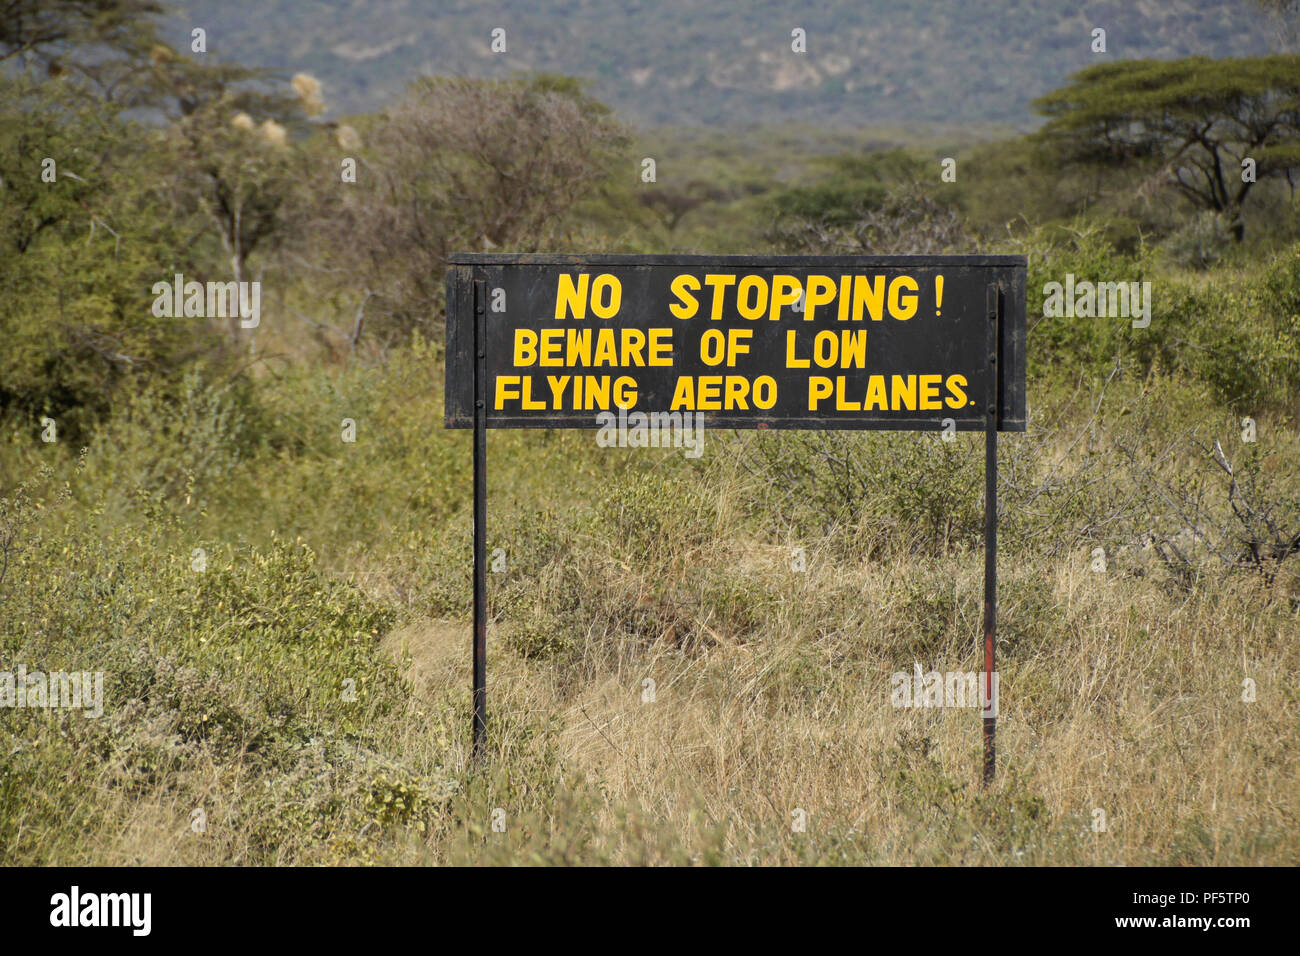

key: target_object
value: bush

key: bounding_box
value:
[1161,211,1234,270]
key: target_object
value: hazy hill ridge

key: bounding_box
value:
[169,0,1280,125]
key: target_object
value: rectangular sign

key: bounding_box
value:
[445,255,1026,431]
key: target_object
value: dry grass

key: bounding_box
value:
[5,368,1296,867]
[359,529,1297,865]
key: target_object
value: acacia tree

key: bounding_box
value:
[2,0,314,374]
[1034,56,1300,240]
[0,0,162,70]
[288,74,628,348]
[765,152,969,255]
[0,0,215,112]
[637,180,730,232]
[0,74,211,432]
[159,64,319,343]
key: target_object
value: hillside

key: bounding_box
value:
[168,0,1283,125]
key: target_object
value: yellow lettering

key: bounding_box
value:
[622,329,646,366]
[648,328,673,366]
[808,376,833,411]
[841,329,867,368]
[521,377,545,410]
[769,275,801,321]
[613,375,638,408]
[539,328,563,366]
[495,376,521,409]
[835,376,861,411]
[670,274,700,319]
[671,376,695,410]
[727,328,752,367]
[590,274,621,319]
[724,377,749,409]
[513,330,538,366]
[703,274,736,319]
[919,374,942,410]
[785,329,809,368]
[555,273,588,319]
[697,376,723,409]
[736,276,767,320]
[945,374,968,409]
[864,375,888,410]
[852,275,885,321]
[566,328,591,365]
[806,275,836,322]
[889,276,918,320]
[890,374,917,410]
[593,328,617,366]
[547,375,570,407]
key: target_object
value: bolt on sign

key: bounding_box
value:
[445,254,1027,782]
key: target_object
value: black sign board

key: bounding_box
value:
[446,255,1025,431]
[444,254,1027,784]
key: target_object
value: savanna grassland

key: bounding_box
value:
[1,1,1299,865]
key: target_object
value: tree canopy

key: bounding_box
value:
[1033,55,1300,239]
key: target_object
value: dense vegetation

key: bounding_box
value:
[1,1,1297,865]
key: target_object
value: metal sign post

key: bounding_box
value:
[472,276,488,762]
[984,284,1001,786]
[447,254,1026,781]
